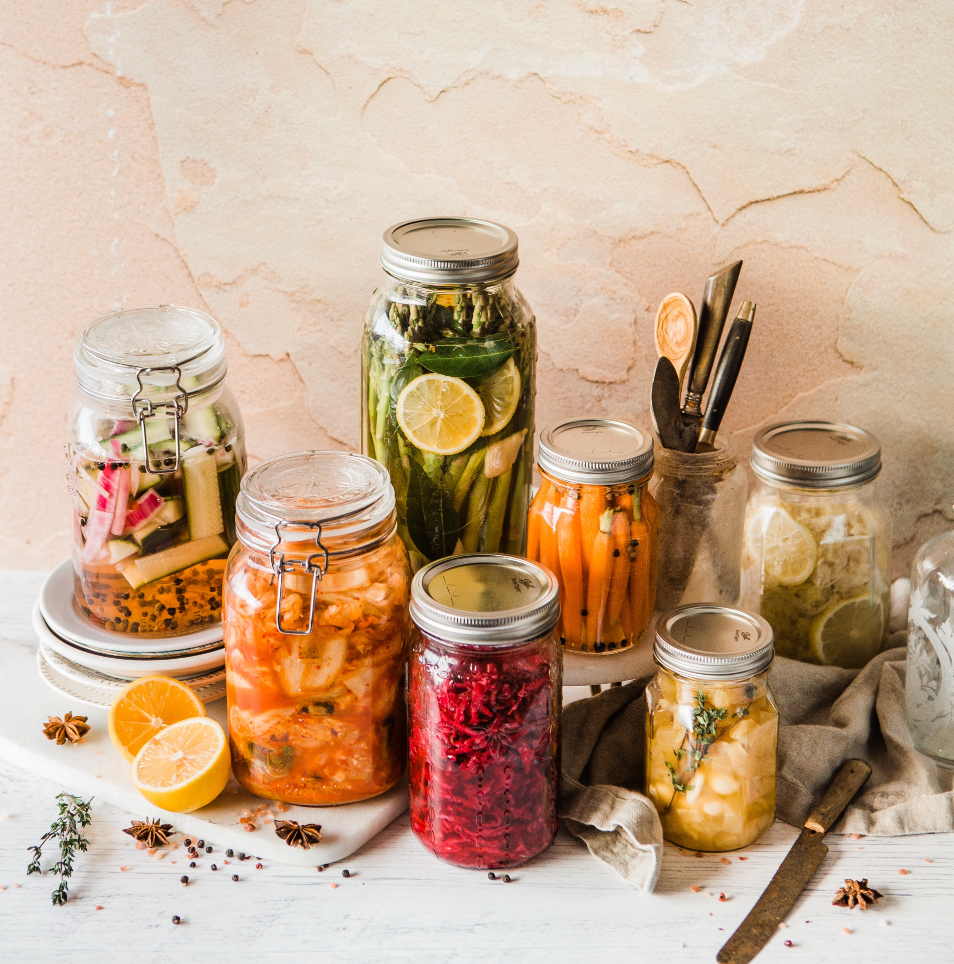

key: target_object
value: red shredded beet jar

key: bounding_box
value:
[408,554,562,869]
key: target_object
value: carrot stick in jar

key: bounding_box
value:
[620,592,633,645]
[587,509,614,646]
[606,510,631,630]
[579,486,605,588]
[526,500,542,562]
[556,495,584,647]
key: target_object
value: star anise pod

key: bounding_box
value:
[832,878,883,910]
[123,818,175,848]
[274,820,323,849]
[42,712,90,745]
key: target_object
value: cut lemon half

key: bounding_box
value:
[810,595,885,668]
[756,507,817,586]
[131,717,231,813]
[474,357,521,436]
[396,372,485,455]
[108,675,206,762]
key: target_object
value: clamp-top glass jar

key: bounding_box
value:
[742,421,890,668]
[68,305,245,637]
[408,554,561,868]
[645,604,778,852]
[223,451,411,805]
[362,218,536,570]
[528,418,657,653]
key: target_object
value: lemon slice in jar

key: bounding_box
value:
[131,717,231,812]
[396,372,485,455]
[473,357,521,436]
[756,507,817,586]
[810,595,885,668]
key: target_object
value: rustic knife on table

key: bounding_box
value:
[716,759,872,964]
[681,260,742,447]
[694,301,756,453]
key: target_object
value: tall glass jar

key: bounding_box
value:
[650,434,747,611]
[68,305,246,638]
[645,605,777,852]
[743,421,890,668]
[528,418,657,653]
[408,554,561,869]
[906,525,954,768]
[223,451,412,804]
[362,219,536,571]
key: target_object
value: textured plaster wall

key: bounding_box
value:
[1,0,952,573]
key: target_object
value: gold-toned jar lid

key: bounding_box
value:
[654,604,774,681]
[751,421,881,488]
[537,419,653,485]
[381,218,519,285]
[410,554,560,645]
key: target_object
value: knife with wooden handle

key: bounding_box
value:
[716,759,872,964]
[694,301,756,453]
[682,260,742,428]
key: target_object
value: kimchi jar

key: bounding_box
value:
[408,554,561,869]
[68,305,246,637]
[224,451,411,805]
[528,419,657,653]
[645,605,777,852]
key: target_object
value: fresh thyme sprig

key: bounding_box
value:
[665,690,730,794]
[27,793,93,905]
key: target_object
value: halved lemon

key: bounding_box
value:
[756,507,817,586]
[108,675,206,762]
[810,595,885,668]
[396,372,485,455]
[131,716,231,812]
[474,357,521,436]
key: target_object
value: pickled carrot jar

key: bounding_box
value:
[223,451,411,805]
[527,419,657,653]
[645,605,777,852]
[408,555,561,868]
[68,306,245,637]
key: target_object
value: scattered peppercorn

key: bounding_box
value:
[318,865,326,872]
[197,840,205,848]
[256,863,263,869]
[211,864,217,871]
[172,916,181,925]
[189,862,196,868]
[226,849,234,858]
[238,853,246,861]
[502,875,512,883]
[487,872,496,880]
[184,838,192,846]
[232,875,239,882]
[180,876,189,885]
[342,869,350,878]
[784,941,793,948]
[205,847,212,853]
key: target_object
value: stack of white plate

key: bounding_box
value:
[34,559,226,708]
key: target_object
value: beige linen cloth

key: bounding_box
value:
[561,635,954,892]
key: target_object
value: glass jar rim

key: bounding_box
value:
[236,451,395,555]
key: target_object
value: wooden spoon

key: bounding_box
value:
[654,292,698,390]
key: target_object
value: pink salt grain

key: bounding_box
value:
[898,868,909,875]
[720,857,730,866]
[691,885,700,893]
[842,928,852,935]
[330,882,338,889]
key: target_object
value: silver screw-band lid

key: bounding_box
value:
[654,604,774,681]
[537,419,654,485]
[750,421,881,489]
[381,218,519,285]
[410,554,560,646]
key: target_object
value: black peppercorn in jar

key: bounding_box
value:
[67,306,246,637]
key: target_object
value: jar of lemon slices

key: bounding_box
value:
[742,421,890,668]
[362,219,535,571]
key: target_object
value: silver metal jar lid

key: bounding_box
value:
[236,451,395,555]
[654,604,774,681]
[74,305,226,403]
[537,419,654,485]
[381,218,519,285]
[410,554,560,646]
[751,421,881,488]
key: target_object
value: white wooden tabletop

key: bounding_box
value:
[1,570,951,964]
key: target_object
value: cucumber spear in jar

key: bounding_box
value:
[362,219,536,569]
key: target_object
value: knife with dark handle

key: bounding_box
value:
[682,260,742,424]
[717,759,872,964]
[694,301,756,453]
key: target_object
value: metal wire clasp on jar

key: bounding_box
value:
[408,554,562,869]
[645,604,778,852]
[223,451,412,806]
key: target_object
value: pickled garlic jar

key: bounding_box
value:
[742,422,890,669]
[408,555,561,868]
[68,306,246,637]
[362,218,536,570]
[645,605,777,852]
[223,451,411,805]
[528,419,657,653]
